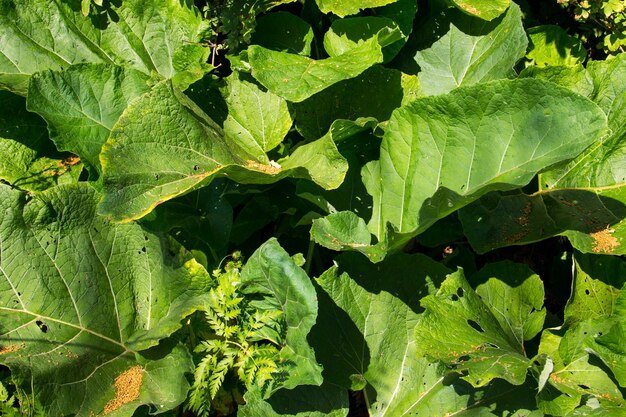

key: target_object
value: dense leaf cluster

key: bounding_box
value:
[556,0,626,54]
[0,0,625,416]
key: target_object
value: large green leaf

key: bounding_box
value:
[0,91,81,191]
[26,64,152,175]
[313,253,457,416]
[0,0,206,95]
[461,54,626,255]
[311,211,373,251]
[529,55,626,254]
[313,253,541,416]
[521,54,626,132]
[415,266,544,387]
[459,187,626,254]
[448,0,510,20]
[222,74,293,163]
[587,53,626,132]
[519,65,595,98]
[98,80,239,221]
[0,183,211,415]
[534,331,580,416]
[570,406,626,416]
[538,252,626,413]
[247,31,387,102]
[414,3,527,96]
[99,80,347,222]
[240,238,323,391]
[367,78,607,252]
[314,0,398,17]
[585,319,626,388]
[565,256,626,389]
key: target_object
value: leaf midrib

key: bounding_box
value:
[0,306,133,352]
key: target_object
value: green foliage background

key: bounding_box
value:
[0,0,625,416]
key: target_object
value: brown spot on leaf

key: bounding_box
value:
[62,155,81,166]
[591,226,620,253]
[103,366,143,414]
[42,155,82,177]
[501,230,529,245]
[246,160,281,174]
[0,343,24,355]
[459,3,480,15]
[515,202,532,226]
[550,373,565,383]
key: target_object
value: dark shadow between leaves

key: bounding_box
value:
[444,371,541,414]
[87,0,122,29]
[573,250,626,293]
[0,90,60,157]
[308,283,372,397]
[184,75,229,126]
[261,383,349,415]
[250,11,312,55]
[331,251,451,314]
[292,66,404,140]
[140,179,233,268]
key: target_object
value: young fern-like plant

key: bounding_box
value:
[186,256,282,417]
